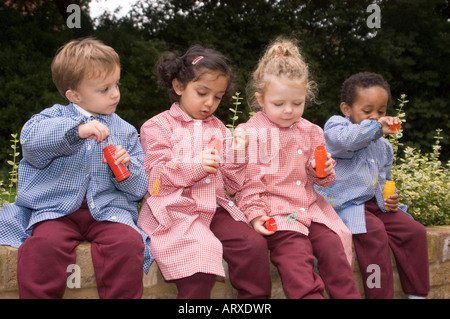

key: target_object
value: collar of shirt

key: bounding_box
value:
[73,103,94,118]
[71,103,113,126]
[168,102,215,123]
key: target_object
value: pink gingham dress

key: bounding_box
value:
[137,103,247,280]
[236,111,353,264]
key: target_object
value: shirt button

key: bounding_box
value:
[194,121,201,126]
[300,208,306,212]
[90,202,95,209]
[110,216,117,220]
[87,145,91,150]
[295,180,301,186]
[228,201,234,207]
[297,149,303,155]
[205,178,211,184]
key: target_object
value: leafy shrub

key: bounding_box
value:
[0,133,19,206]
[389,96,450,226]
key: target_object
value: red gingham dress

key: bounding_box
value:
[236,111,353,264]
[137,104,248,280]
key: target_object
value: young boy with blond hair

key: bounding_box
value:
[0,38,151,299]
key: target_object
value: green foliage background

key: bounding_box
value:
[0,0,448,170]
[0,0,448,225]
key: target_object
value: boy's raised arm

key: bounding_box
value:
[324,115,383,159]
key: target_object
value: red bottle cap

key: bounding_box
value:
[389,122,401,132]
[265,218,277,232]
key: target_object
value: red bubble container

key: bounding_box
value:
[265,217,277,232]
[208,137,221,152]
[389,122,401,132]
[103,144,130,181]
[314,145,328,178]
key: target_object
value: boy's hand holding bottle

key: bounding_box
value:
[384,181,400,212]
[378,116,402,135]
[79,120,130,171]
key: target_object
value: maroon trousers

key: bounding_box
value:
[175,207,272,299]
[353,198,430,298]
[308,222,361,299]
[17,200,144,299]
[174,209,361,299]
[266,230,324,299]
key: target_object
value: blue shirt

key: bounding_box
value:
[0,103,153,272]
[314,115,408,234]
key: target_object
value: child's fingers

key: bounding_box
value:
[384,194,399,205]
[113,145,130,166]
[203,166,218,174]
[203,149,220,163]
[384,193,399,211]
[251,216,275,236]
[232,127,249,150]
[325,156,336,169]
[384,202,399,212]
[204,158,219,168]
[79,120,110,142]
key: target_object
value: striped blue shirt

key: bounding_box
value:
[0,103,153,271]
[314,115,408,234]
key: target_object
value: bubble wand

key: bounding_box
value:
[265,213,298,232]
[207,136,234,152]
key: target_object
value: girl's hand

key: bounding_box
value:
[78,120,110,143]
[384,192,399,211]
[102,145,130,167]
[232,127,249,150]
[251,215,276,236]
[310,152,335,176]
[378,116,401,135]
[200,148,220,174]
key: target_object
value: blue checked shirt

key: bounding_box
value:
[314,115,408,234]
[0,103,153,272]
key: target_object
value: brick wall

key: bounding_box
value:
[1,225,449,299]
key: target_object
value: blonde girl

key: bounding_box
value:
[236,38,361,299]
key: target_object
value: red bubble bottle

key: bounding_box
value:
[389,122,401,132]
[208,137,222,152]
[314,145,328,178]
[265,218,277,232]
[103,144,130,181]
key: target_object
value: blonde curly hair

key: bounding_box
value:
[247,37,317,111]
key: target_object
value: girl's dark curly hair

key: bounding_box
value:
[156,45,235,103]
[341,72,391,106]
